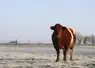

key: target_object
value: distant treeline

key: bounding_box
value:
[0,43,52,46]
[0,43,95,46]
[76,32,95,45]
[0,32,95,46]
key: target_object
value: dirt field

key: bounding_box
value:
[0,45,95,68]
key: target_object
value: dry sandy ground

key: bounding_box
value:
[0,52,95,68]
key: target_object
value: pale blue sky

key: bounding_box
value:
[0,0,95,43]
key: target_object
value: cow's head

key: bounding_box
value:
[50,24,63,38]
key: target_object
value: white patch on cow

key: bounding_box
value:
[71,28,75,35]
[67,28,74,46]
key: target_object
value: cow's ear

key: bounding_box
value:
[50,26,54,30]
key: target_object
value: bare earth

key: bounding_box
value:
[0,45,95,68]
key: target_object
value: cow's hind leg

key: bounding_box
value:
[70,47,74,61]
[64,48,69,61]
[56,49,60,62]
[62,48,65,60]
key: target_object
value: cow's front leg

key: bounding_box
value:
[56,49,60,62]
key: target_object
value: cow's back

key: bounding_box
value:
[59,27,75,48]
[68,28,76,47]
[61,28,73,48]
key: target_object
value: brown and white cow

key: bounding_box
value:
[50,24,76,62]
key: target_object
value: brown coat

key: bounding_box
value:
[50,24,76,62]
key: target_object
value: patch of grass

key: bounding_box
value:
[76,44,95,46]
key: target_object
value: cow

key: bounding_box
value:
[50,24,76,62]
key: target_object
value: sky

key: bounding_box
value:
[0,0,95,43]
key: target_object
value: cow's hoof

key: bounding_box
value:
[56,60,58,62]
[70,59,74,61]
[63,59,67,61]
[56,59,59,62]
